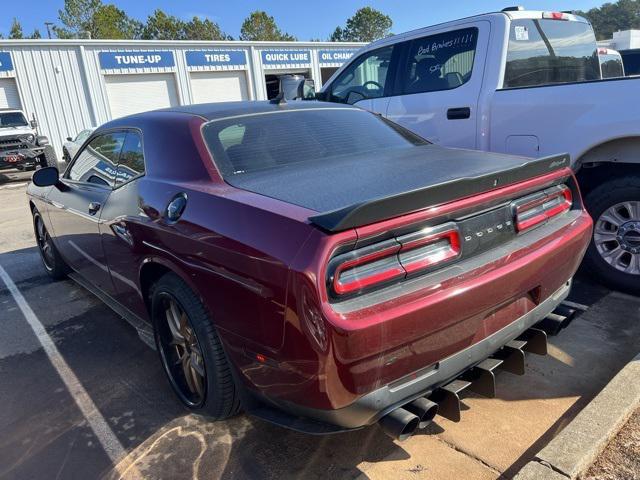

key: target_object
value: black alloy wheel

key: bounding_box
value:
[155,292,207,407]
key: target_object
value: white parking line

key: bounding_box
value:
[0,265,127,466]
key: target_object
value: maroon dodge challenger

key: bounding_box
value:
[27,101,592,440]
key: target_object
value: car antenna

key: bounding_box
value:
[270,92,287,105]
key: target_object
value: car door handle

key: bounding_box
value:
[88,202,101,215]
[447,107,471,120]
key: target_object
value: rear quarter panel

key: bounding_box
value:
[488,77,640,164]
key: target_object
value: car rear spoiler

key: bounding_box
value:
[308,153,571,232]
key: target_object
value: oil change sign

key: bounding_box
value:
[261,49,310,67]
[99,51,175,70]
[185,50,247,67]
[0,52,13,72]
[318,50,358,65]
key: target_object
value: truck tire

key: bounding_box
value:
[151,273,242,419]
[38,145,58,169]
[583,176,640,294]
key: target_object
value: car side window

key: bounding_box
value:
[328,45,394,104]
[114,132,145,187]
[67,132,126,186]
[402,28,478,95]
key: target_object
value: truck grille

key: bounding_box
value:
[0,137,29,152]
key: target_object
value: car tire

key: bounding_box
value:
[583,175,640,294]
[151,272,242,419]
[38,145,58,169]
[33,210,69,280]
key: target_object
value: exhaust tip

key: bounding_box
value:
[404,397,439,429]
[378,407,420,441]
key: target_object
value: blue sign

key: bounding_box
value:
[318,49,358,64]
[261,49,310,66]
[0,52,13,72]
[186,50,246,67]
[99,51,175,70]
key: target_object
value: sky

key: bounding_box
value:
[0,1,608,40]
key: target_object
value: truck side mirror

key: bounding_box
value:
[301,79,316,100]
[30,118,38,129]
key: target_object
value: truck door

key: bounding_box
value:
[385,22,490,149]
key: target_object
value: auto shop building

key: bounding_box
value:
[0,39,364,158]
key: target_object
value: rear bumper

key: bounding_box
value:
[262,279,571,430]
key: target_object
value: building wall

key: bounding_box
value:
[0,40,364,159]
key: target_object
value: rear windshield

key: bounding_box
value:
[202,108,428,177]
[504,19,600,88]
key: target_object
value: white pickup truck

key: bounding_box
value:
[319,7,640,293]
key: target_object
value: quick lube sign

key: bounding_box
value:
[261,49,310,66]
[99,51,175,69]
[318,49,357,65]
[186,50,247,67]
[0,52,13,72]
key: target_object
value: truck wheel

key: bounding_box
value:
[38,145,58,169]
[583,176,640,294]
[151,273,242,419]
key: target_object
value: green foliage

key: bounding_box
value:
[56,0,102,38]
[56,0,140,39]
[9,18,24,39]
[30,29,42,39]
[332,7,392,42]
[183,16,231,40]
[578,0,640,40]
[329,26,345,42]
[240,11,296,41]
[93,4,142,39]
[141,9,185,40]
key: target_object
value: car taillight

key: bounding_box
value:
[397,223,461,274]
[513,185,572,232]
[332,239,404,295]
[330,223,461,296]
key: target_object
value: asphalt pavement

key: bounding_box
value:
[1,182,639,480]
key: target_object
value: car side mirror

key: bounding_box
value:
[66,136,72,141]
[32,166,60,187]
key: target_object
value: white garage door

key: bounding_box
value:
[0,78,21,109]
[105,73,179,119]
[190,71,249,104]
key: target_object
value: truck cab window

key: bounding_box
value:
[328,46,394,104]
[402,28,478,94]
[504,19,600,88]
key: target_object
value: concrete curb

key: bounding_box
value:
[514,352,640,480]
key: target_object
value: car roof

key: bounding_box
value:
[156,100,359,121]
